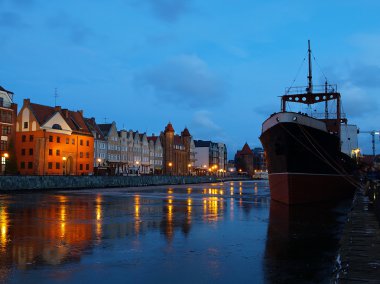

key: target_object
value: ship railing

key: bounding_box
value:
[309,112,346,119]
[285,84,338,95]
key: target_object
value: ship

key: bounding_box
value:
[259,41,357,205]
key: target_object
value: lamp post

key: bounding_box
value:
[136,161,140,175]
[62,157,67,175]
[168,162,172,176]
[2,153,9,175]
[187,163,191,176]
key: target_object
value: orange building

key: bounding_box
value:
[15,99,94,175]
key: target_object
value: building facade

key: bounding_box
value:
[0,86,17,174]
[234,143,254,175]
[16,99,94,175]
[148,135,163,174]
[194,140,227,175]
[160,123,192,175]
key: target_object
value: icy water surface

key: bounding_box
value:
[0,180,350,283]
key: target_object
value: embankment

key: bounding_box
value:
[0,175,223,191]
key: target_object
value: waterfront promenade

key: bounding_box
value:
[333,184,380,283]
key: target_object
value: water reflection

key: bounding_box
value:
[264,199,351,283]
[0,181,275,283]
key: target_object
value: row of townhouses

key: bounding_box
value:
[0,86,227,176]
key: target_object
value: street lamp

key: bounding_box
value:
[187,163,191,175]
[1,153,9,175]
[168,162,173,176]
[62,157,67,175]
[136,160,140,175]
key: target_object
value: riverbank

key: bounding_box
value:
[332,182,380,283]
[0,175,251,191]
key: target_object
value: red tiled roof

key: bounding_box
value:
[174,135,184,146]
[165,122,174,133]
[84,117,105,140]
[182,127,191,136]
[239,143,253,155]
[28,102,92,135]
[147,136,158,142]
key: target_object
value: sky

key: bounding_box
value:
[1,0,380,158]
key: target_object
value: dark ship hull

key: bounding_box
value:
[260,112,356,205]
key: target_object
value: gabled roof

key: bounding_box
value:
[97,123,113,136]
[27,102,92,135]
[0,86,13,94]
[236,143,253,156]
[84,117,105,140]
[182,127,191,136]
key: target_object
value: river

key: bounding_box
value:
[0,180,351,283]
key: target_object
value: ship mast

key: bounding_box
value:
[307,40,313,94]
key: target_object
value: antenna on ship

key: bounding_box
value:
[307,40,313,94]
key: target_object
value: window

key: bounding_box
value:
[86,152,89,158]
[86,164,89,170]
[22,135,26,142]
[20,162,25,169]
[48,162,53,169]
[29,135,34,142]
[2,126,11,135]
[56,149,60,156]
[49,149,52,156]
[86,140,89,147]
[66,138,69,144]
[28,162,33,169]
[56,162,60,169]
[21,149,26,156]
[23,122,28,129]
[57,137,61,143]
[0,141,6,151]
[29,148,33,155]
[80,139,83,146]
[49,136,53,142]
[80,152,83,158]
[72,139,75,145]
[80,164,83,170]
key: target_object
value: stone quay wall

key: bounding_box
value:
[0,175,219,191]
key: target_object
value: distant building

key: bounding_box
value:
[0,86,17,174]
[98,122,121,174]
[234,143,254,175]
[84,117,107,168]
[147,135,163,174]
[16,99,94,175]
[194,140,227,175]
[160,123,192,175]
[252,147,266,171]
[340,124,358,156]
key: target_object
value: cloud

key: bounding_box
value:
[340,82,378,117]
[190,110,225,140]
[346,64,380,89]
[46,12,93,44]
[135,54,226,108]
[0,11,27,28]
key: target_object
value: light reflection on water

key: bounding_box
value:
[0,180,347,284]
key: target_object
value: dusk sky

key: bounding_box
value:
[1,0,380,157]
